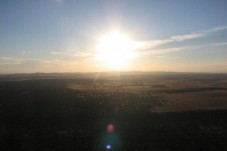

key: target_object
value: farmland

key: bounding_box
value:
[0,72,227,151]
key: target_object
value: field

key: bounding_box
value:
[0,72,227,151]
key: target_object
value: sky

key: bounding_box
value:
[0,0,227,73]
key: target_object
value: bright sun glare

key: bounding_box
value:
[97,30,136,69]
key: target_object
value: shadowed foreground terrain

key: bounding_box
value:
[0,72,227,151]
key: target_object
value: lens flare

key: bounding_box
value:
[106,144,111,149]
[106,124,114,133]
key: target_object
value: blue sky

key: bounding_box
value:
[0,0,227,73]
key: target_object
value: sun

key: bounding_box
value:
[96,30,136,69]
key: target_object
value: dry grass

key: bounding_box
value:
[68,78,227,112]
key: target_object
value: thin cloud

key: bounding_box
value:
[202,26,227,33]
[73,52,92,57]
[21,51,32,54]
[137,26,227,50]
[41,59,79,65]
[50,51,93,58]
[0,56,83,66]
[135,39,172,50]
[0,57,22,65]
[170,26,227,42]
[170,33,203,41]
[0,57,40,65]
[156,55,181,59]
[141,42,227,55]
[143,47,188,55]
[50,51,70,55]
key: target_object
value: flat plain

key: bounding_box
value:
[0,72,227,151]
